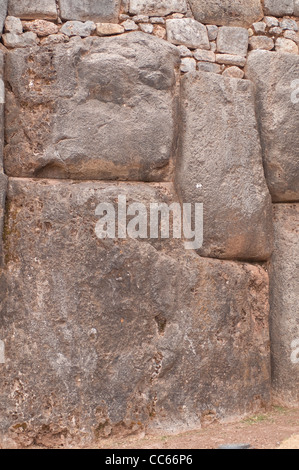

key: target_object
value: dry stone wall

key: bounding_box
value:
[0,0,298,448]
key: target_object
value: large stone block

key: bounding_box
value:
[59,0,121,23]
[264,0,294,17]
[269,204,299,406]
[0,178,270,447]
[0,0,8,36]
[4,33,180,181]
[189,0,263,27]
[8,0,58,19]
[176,71,273,261]
[129,0,188,16]
[245,51,299,202]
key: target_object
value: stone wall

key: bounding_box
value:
[0,0,298,448]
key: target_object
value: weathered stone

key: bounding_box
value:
[206,24,218,40]
[59,0,121,23]
[189,0,263,28]
[61,21,96,38]
[4,16,22,34]
[139,23,154,34]
[150,17,165,24]
[8,0,57,19]
[193,49,215,62]
[129,0,188,16]
[132,15,149,23]
[269,204,299,406]
[2,31,38,48]
[269,26,283,36]
[0,178,271,447]
[166,18,210,50]
[216,54,246,66]
[197,61,221,73]
[121,20,139,31]
[249,36,274,50]
[264,0,294,17]
[23,20,59,37]
[245,51,299,201]
[0,0,8,36]
[222,66,245,78]
[153,24,166,40]
[210,42,217,52]
[284,30,299,43]
[280,19,298,32]
[275,37,298,54]
[40,33,70,46]
[177,45,193,57]
[0,173,7,258]
[216,27,249,57]
[264,16,279,28]
[96,23,124,36]
[295,0,299,15]
[176,72,273,260]
[180,57,196,72]
[4,33,180,181]
[252,22,266,34]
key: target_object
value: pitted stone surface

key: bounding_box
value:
[59,0,121,22]
[189,0,263,27]
[129,0,188,16]
[8,0,57,19]
[176,71,273,261]
[0,0,8,36]
[4,33,180,181]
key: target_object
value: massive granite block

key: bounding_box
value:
[189,0,263,27]
[4,32,180,181]
[264,0,294,17]
[246,51,299,202]
[59,0,121,23]
[0,0,8,36]
[0,179,270,447]
[269,204,299,406]
[176,72,273,261]
[8,0,57,20]
[129,0,188,16]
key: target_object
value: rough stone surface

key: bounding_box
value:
[197,61,221,73]
[166,18,210,49]
[264,16,279,28]
[193,49,215,62]
[275,38,298,54]
[252,22,266,34]
[180,57,196,72]
[59,0,121,23]
[0,178,271,447]
[23,20,59,37]
[0,0,8,36]
[295,0,299,15]
[0,173,7,257]
[216,27,249,57]
[4,16,22,34]
[264,0,294,17]
[129,0,188,16]
[249,36,274,51]
[4,33,180,181]
[60,21,96,38]
[222,66,244,78]
[284,30,299,44]
[121,19,139,31]
[269,204,299,406]
[215,54,246,66]
[206,24,218,40]
[280,19,298,32]
[176,72,273,260]
[245,51,299,201]
[8,0,57,19]
[189,0,263,28]
[2,31,38,48]
[139,23,154,34]
[96,23,124,36]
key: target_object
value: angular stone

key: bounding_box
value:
[206,24,218,41]
[284,30,299,43]
[264,0,294,17]
[269,204,299,406]
[166,18,210,50]
[4,33,180,181]
[4,16,23,34]
[176,72,273,260]
[139,23,154,34]
[0,178,271,446]
[61,21,96,38]
[222,66,245,78]
[150,17,165,24]
[129,0,188,16]
[245,51,299,201]
[2,31,38,48]
[189,0,263,28]
[8,0,57,19]
[249,36,274,50]
[0,0,8,36]
[96,23,124,36]
[153,24,166,40]
[193,49,215,62]
[23,20,59,37]
[216,54,246,66]
[59,0,121,23]
[216,27,249,57]
[197,61,221,73]
[275,37,298,54]
[264,16,279,28]
[121,19,139,31]
[252,22,266,34]
[177,45,193,57]
[180,57,196,72]
[280,19,298,32]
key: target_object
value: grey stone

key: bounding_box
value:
[0,178,271,447]
[197,61,221,73]
[216,27,249,57]
[40,33,70,46]
[121,19,139,31]
[129,0,188,16]
[264,16,279,28]
[4,16,23,34]
[4,33,180,181]
[0,0,8,36]
[280,19,298,31]
[284,30,299,43]
[206,24,218,41]
[245,51,299,201]
[216,54,246,66]
[180,57,196,72]
[176,72,273,260]
[264,0,294,17]
[269,204,299,406]
[249,36,274,50]
[252,22,266,34]
[177,45,193,57]
[166,18,210,50]
[189,0,263,28]
[2,31,38,48]
[96,23,124,36]
[8,0,57,19]
[193,49,215,62]
[275,37,298,54]
[150,17,165,24]
[59,0,121,22]
[295,0,299,15]
[61,21,96,38]
[222,66,245,78]
[139,23,154,34]
[132,15,149,23]
[269,26,283,36]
